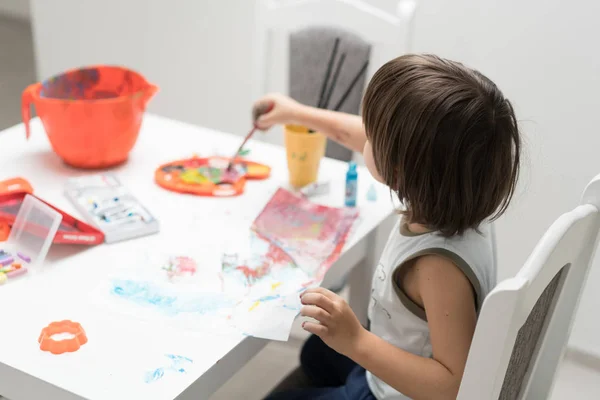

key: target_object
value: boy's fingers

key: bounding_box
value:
[300,305,331,324]
[253,101,274,121]
[255,114,274,131]
[300,293,335,314]
[302,321,328,337]
[303,287,336,299]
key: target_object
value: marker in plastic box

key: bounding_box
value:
[0,256,14,266]
[0,195,62,283]
[6,267,28,278]
[17,252,31,263]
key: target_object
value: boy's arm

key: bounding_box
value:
[292,105,367,153]
[300,254,477,400]
[254,93,367,152]
[352,255,477,400]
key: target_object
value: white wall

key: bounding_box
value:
[30,0,600,356]
[30,0,257,137]
[0,0,30,20]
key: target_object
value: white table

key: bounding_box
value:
[0,114,394,400]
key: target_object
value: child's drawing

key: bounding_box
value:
[92,188,358,340]
[110,279,235,317]
[144,354,193,384]
[162,256,197,280]
[221,240,295,288]
[252,188,358,277]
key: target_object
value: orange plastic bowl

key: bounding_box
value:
[21,65,158,169]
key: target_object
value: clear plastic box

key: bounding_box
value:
[0,195,62,280]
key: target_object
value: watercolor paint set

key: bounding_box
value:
[65,174,159,243]
[1,194,63,284]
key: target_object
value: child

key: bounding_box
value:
[256,54,521,400]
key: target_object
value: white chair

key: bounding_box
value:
[253,0,418,99]
[458,174,600,399]
[252,0,418,148]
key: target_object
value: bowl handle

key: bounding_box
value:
[142,83,159,108]
[21,84,39,140]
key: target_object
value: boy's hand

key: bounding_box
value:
[300,287,367,357]
[253,93,303,130]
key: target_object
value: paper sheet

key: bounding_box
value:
[91,188,358,340]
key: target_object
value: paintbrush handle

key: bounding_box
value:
[228,102,275,169]
[334,60,369,112]
[231,126,258,160]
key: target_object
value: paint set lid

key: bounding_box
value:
[3,194,62,270]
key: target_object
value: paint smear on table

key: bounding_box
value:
[145,354,193,383]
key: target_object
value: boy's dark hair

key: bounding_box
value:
[363,54,521,236]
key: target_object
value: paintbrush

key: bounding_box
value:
[333,60,369,111]
[227,102,275,171]
[322,52,346,110]
[317,37,340,109]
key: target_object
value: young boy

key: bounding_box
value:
[256,54,521,400]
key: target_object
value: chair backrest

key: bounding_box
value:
[458,174,600,399]
[253,1,418,147]
[288,26,371,161]
[253,0,418,100]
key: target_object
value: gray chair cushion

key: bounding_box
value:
[289,26,371,161]
[499,266,566,399]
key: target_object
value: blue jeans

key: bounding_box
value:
[266,335,376,400]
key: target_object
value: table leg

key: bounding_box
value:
[349,214,395,327]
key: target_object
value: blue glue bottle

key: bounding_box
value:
[345,161,358,207]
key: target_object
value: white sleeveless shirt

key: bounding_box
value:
[366,219,497,400]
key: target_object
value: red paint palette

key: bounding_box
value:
[155,156,270,197]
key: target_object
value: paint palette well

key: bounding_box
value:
[155,156,270,197]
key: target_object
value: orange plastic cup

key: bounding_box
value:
[22,65,158,169]
[284,125,327,188]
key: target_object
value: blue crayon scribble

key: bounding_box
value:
[110,279,235,316]
[145,354,193,383]
[165,354,193,363]
[256,294,281,302]
[145,367,165,383]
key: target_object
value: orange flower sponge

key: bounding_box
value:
[38,320,88,354]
